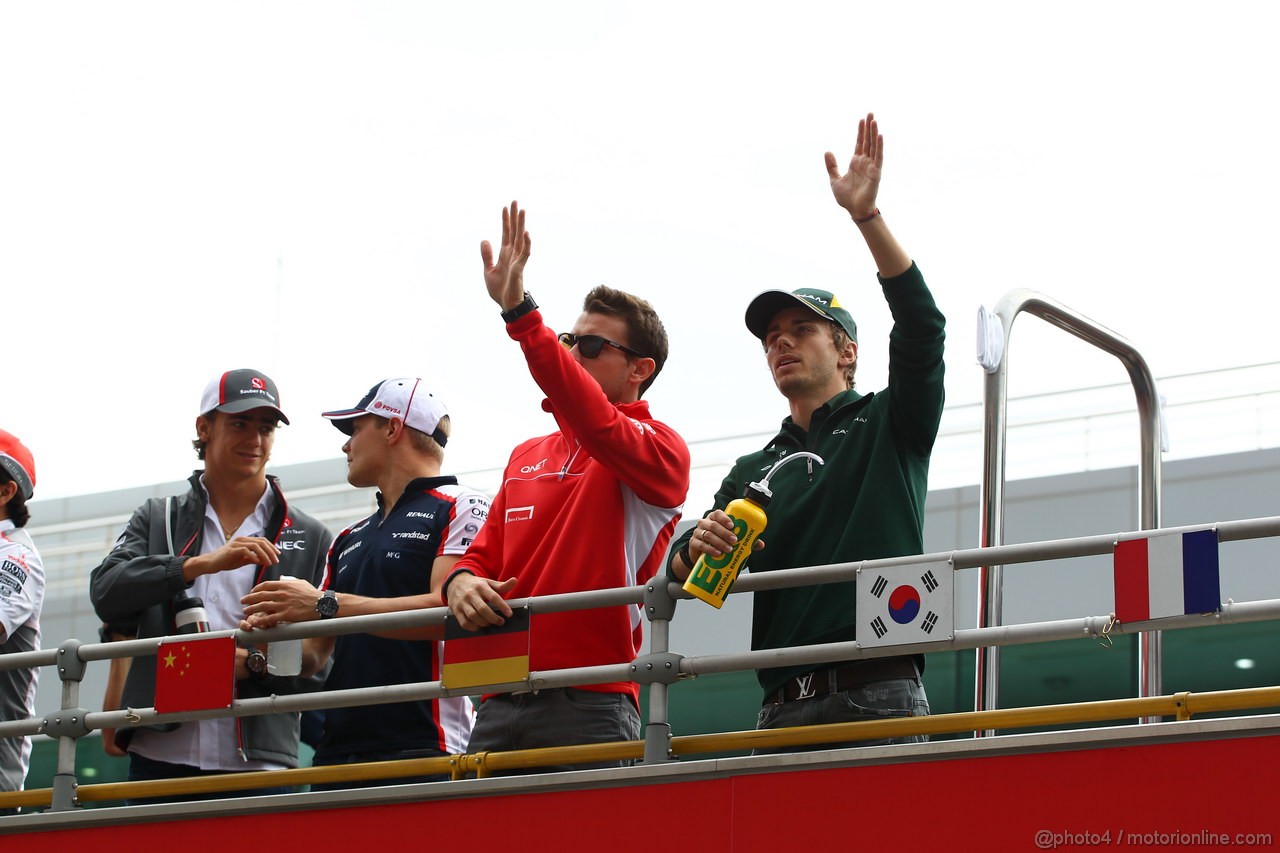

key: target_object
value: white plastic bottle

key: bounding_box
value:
[266,575,303,676]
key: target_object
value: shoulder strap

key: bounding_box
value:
[164,496,174,554]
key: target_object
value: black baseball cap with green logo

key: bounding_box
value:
[744,288,858,343]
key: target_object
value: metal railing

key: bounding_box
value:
[1,514,1278,813]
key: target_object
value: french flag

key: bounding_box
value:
[1113,529,1221,623]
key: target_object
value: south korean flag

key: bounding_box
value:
[856,561,954,648]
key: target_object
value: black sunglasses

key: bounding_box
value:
[558,332,645,360]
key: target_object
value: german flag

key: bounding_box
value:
[154,635,235,713]
[441,606,530,690]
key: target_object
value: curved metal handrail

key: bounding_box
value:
[977,289,1163,722]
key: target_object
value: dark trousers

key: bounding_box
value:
[310,747,449,791]
[125,753,292,805]
[466,688,641,776]
[754,675,930,755]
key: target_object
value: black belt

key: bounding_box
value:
[765,658,919,705]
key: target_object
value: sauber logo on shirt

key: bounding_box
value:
[281,517,293,528]
[506,506,534,523]
[520,459,548,474]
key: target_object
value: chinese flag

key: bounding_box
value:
[154,636,236,713]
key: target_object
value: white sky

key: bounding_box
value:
[5,1,1279,502]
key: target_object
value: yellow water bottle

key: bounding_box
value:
[682,451,823,608]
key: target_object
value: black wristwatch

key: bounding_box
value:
[315,589,339,619]
[500,292,538,323]
[246,649,268,677]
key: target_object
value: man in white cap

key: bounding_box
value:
[0,429,43,810]
[242,378,501,787]
[89,369,332,800]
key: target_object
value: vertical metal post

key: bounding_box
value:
[975,351,1008,732]
[50,640,89,811]
[641,580,678,765]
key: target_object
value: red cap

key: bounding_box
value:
[0,429,36,500]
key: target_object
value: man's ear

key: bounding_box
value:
[385,417,406,444]
[629,357,656,389]
[838,340,858,369]
[0,480,17,510]
[195,415,213,441]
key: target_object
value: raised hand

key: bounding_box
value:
[825,112,884,221]
[480,201,533,312]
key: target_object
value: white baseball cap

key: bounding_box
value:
[322,378,449,446]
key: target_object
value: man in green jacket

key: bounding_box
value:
[669,113,945,749]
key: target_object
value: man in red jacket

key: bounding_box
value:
[444,201,690,773]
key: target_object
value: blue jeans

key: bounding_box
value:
[754,676,930,755]
[125,753,292,805]
[466,688,641,776]
[310,747,449,790]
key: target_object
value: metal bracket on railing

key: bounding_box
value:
[42,709,91,739]
[56,639,86,683]
[630,652,685,685]
[644,578,678,623]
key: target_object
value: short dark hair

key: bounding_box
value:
[192,411,217,461]
[0,468,30,528]
[582,285,669,397]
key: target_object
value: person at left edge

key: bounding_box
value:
[0,430,43,813]
[242,378,504,788]
[89,369,332,801]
